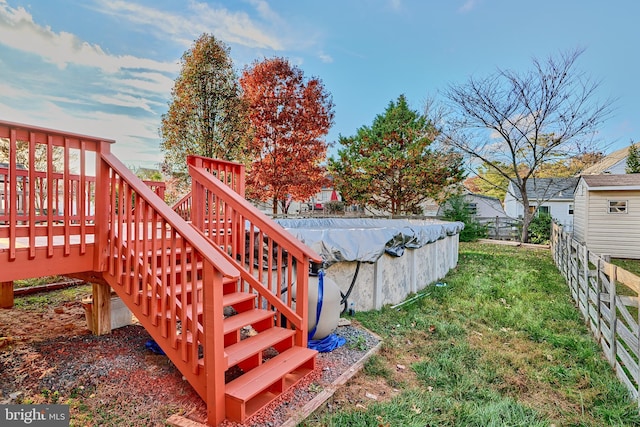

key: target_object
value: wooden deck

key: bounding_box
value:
[0,120,321,426]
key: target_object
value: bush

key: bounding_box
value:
[324,200,345,214]
[527,212,553,244]
[441,196,488,242]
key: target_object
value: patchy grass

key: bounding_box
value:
[11,276,91,311]
[303,242,640,427]
[13,284,92,311]
[14,275,67,289]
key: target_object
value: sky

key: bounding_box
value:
[1,0,638,170]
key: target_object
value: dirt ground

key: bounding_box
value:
[0,285,380,427]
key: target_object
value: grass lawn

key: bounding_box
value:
[303,242,640,427]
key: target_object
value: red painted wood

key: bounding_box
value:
[0,120,321,426]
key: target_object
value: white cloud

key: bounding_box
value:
[0,2,178,74]
[92,0,285,50]
[458,0,479,13]
[319,52,334,63]
[91,93,159,114]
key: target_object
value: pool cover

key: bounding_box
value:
[274,218,464,265]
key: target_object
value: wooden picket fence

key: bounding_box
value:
[551,222,640,404]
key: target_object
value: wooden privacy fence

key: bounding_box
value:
[551,222,640,404]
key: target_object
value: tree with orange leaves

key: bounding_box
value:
[240,57,334,214]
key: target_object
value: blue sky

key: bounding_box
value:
[0,0,638,169]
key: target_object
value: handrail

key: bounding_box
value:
[99,151,239,421]
[189,165,320,263]
[0,120,107,271]
[188,163,320,348]
[188,155,245,197]
[101,152,239,278]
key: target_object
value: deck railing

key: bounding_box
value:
[187,155,321,348]
[0,120,167,281]
[0,121,106,279]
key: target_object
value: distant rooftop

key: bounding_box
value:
[580,142,640,175]
[509,177,579,201]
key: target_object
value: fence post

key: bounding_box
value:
[581,243,589,321]
[607,258,617,370]
[595,255,603,343]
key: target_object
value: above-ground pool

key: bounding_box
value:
[275,218,463,312]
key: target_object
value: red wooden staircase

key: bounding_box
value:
[0,120,321,425]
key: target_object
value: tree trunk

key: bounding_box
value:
[519,187,531,243]
[272,195,278,215]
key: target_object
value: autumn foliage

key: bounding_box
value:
[160,34,250,175]
[240,58,334,214]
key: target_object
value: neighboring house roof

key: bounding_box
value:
[508,177,579,201]
[581,174,640,190]
[580,142,640,175]
[463,189,501,202]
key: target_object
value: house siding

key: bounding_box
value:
[584,190,640,259]
[463,194,506,217]
[573,181,587,242]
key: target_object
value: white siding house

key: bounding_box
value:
[438,190,507,218]
[504,177,578,231]
[573,174,640,259]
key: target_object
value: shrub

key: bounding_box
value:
[527,212,553,244]
[324,200,345,214]
[441,196,488,242]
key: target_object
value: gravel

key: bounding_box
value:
[0,301,380,426]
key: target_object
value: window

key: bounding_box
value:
[608,200,627,214]
[568,204,574,215]
[466,202,477,215]
[529,205,549,215]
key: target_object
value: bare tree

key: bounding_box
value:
[442,48,614,242]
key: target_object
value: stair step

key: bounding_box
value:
[224,346,317,422]
[225,327,295,369]
[223,309,274,336]
[154,261,202,276]
[222,292,256,308]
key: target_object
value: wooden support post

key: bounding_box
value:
[0,281,14,309]
[92,282,112,335]
[203,262,226,426]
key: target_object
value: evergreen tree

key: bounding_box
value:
[626,142,640,173]
[329,95,464,215]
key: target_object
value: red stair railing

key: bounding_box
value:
[97,149,240,426]
[186,155,321,349]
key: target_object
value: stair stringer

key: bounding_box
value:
[99,253,210,399]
